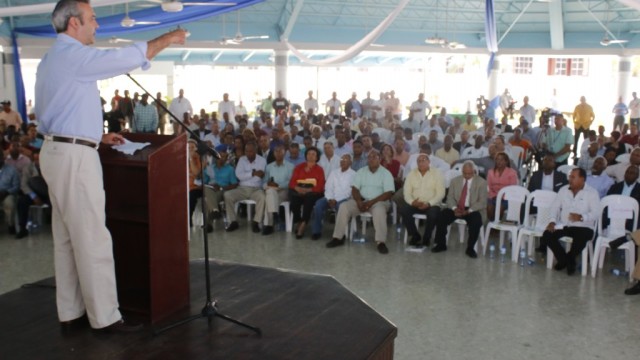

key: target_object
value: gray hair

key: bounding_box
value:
[52,0,88,33]
[462,160,477,174]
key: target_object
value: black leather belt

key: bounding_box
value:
[49,136,98,149]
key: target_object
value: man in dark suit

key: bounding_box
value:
[607,165,640,232]
[528,154,568,193]
[257,134,276,164]
[453,130,473,153]
[191,118,211,141]
[433,161,488,258]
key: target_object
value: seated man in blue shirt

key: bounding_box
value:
[204,145,238,230]
[263,144,294,235]
[0,156,20,234]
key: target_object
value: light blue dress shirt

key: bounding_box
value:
[35,34,150,143]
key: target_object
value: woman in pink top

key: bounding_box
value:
[486,152,518,221]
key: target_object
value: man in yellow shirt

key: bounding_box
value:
[401,154,445,248]
[572,96,595,158]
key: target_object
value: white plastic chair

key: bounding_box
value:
[444,169,462,189]
[514,190,558,262]
[556,164,576,179]
[280,201,293,232]
[482,185,530,258]
[234,199,257,222]
[403,213,427,245]
[591,195,638,280]
[510,146,525,169]
[546,235,595,277]
[350,211,372,241]
[625,143,634,153]
[616,153,630,164]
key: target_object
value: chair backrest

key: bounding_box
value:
[510,146,525,168]
[616,153,630,164]
[460,147,476,159]
[502,133,514,143]
[598,194,639,238]
[444,169,462,188]
[495,185,530,223]
[557,164,576,179]
[625,143,634,153]
[524,190,558,230]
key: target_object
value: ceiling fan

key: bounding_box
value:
[121,1,160,27]
[579,0,628,47]
[600,34,628,46]
[220,12,269,45]
[145,0,237,12]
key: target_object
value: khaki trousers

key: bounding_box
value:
[265,188,288,221]
[40,141,121,329]
[332,199,390,243]
[2,194,15,226]
[224,186,267,224]
[204,187,224,214]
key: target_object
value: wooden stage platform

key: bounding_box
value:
[0,260,397,360]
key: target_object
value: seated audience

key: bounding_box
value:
[16,153,48,239]
[380,143,402,191]
[435,135,460,166]
[203,145,238,224]
[289,147,325,239]
[541,168,599,276]
[401,154,445,248]
[528,154,568,193]
[586,156,614,198]
[263,144,294,235]
[486,152,518,221]
[433,161,488,258]
[311,154,356,240]
[326,151,394,254]
[224,142,267,233]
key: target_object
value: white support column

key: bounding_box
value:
[488,55,500,100]
[274,50,288,97]
[618,56,632,101]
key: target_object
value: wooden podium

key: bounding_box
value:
[98,133,189,324]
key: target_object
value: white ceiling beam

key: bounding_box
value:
[242,50,256,62]
[213,50,224,62]
[181,50,191,62]
[280,0,305,41]
[498,0,536,45]
[549,0,565,50]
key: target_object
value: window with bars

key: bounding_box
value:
[547,58,588,76]
[513,56,533,74]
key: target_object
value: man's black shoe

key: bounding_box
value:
[252,221,261,233]
[97,319,143,333]
[566,258,576,276]
[465,248,478,259]
[16,229,28,239]
[409,235,422,247]
[377,242,389,254]
[262,226,274,236]
[311,233,321,240]
[624,282,640,295]
[554,261,567,271]
[206,224,213,233]
[211,211,222,220]
[431,244,447,253]
[225,221,239,232]
[8,226,16,235]
[422,236,431,247]
[326,238,345,248]
[60,313,89,332]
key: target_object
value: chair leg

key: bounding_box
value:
[546,247,554,269]
[457,223,466,244]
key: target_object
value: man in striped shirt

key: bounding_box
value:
[133,94,158,133]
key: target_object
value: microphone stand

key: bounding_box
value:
[125,74,261,336]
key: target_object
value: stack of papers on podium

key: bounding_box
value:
[112,139,151,155]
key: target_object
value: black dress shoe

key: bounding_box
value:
[377,242,389,254]
[8,226,16,235]
[625,282,640,295]
[326,238,345,248]
[408,235,422,247]
[566,258,576,276]
[554,261,567,271]
[206,224,213,233]
[295,233,304,240]
[211,211,222,220]
[252,221,261,233]
[225,221,239,232]
[431,244,447,253]
[16,229,29,239]
[60,313,89,331]
[422,236,431,247]
[262,226,274,236]
[465,248,478,259]
[97,319,143,333]
[311,233,321,240]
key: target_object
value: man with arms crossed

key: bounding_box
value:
[35,0,186,332]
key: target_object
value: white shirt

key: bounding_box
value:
[404,153,449,179]
[235,105,247,116]
[203,133,221,147]
[326,99,342,114]
[311,136,326,149]
[235,155,267,188]
[218,100,236,120]
[420,123,444,135]
[374,99,386,120]
[519,104,536,123]
[168,96,193,119]
[304,98,319,113]
[605,162,638,183]
[319,154,341,178]
[630,98,640,118]
[548,184,601,229]
[461,147,489,159]
[541,172,554,191]
[410,100,432,123]
[325,168,356,201]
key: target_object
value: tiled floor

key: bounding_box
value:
[1,219,639,359]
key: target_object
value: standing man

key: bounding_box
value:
[518,96,536,124]
[168,89,193,134]
[132,93,158,133]
[543,114,573,167]
[154,92,168,135]
[218,93,236,123]
[409,93,432,127]
[0,100,24,130]
[35,0,186,332]
[344,92,362,118]
[325,92,342,116]
[572,96,595,158]
[612,96,629,131]
[629,92,640,127]
[304,90,318,115]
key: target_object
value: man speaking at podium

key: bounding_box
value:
[35,0,186,332]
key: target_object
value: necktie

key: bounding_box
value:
[457,180,468,211]
[314,139,318,147]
